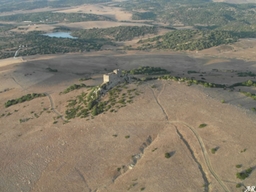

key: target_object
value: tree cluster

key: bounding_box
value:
[0,31,112,59]
[0,0,111,12]
[0,12,112,23]
[124,66,169,75]
[72,26,158,41]
[5,93,46,108]
[132,12,157,20]
[138,30,238,51]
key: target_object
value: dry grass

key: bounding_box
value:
[1,51,256,192]
[55,4,132,21]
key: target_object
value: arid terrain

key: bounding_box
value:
[1,0,256,191]
[1,49,256,192]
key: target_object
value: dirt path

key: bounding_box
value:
[148,83,168,120]
[175,126,209,192]
[45,93,67,122]
[174,121,230,192]
[11,75,23,89]
[149,82,230,192]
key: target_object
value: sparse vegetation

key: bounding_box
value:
[65,83,138,120]
[0,12,112,23]
[0,0,111,13]
[241,91,256,100]
[187,70,199,74]
[62,83,87,94]
[165,152,171,158]
[46,67,58,72]
[158,74,225,88]
[237,71,256,77]
[132,11,156,20]
[236,183,242,188]
[231,80,256,88]
[240,148,247,153]
[5,93,46,108]
[138,30,238,51]
[211,147,218,154]
[124,66,169,75]
[127,183,137,190]
[34,113,39,118]
[236,167,253,180]
[19,118,31,123]
[79,77,92,81]
[199,123,207,128]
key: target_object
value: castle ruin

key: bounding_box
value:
[103,69,121,84]
[101,69,130,91]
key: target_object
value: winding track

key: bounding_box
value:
[45,93,67,122]
[149,83,230,192]
[149,83,168,120]
[11,76,23,89]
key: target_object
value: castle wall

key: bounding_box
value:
[103,74,110,83]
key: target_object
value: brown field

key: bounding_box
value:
[55,4,132,21]
[6,2,152,34]
[11,21,153,34]
[1,51,256,192]
[0,3,132,22]
[195,39,256,62]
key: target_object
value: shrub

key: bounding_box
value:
[236,164,242,168]
[125,135,130,139]
[211,147,218,154]
[199,123,207,128]
[46,67,58,72]
[63,83,87,94]
[19,118,30,123]
[236,167,253,180]
[240,148,247,153]
[91,105,100,116]
[34,113,39,118]
[165,152,171,158]
[5,93,46,108]
[236,183,242,188]
[79,77,91,81]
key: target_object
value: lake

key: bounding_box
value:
[43,32,77,39]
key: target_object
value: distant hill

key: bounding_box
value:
[213,0,256,3]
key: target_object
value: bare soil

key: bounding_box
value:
[1,51,256,192]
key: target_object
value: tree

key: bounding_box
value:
[91,106,98,116]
